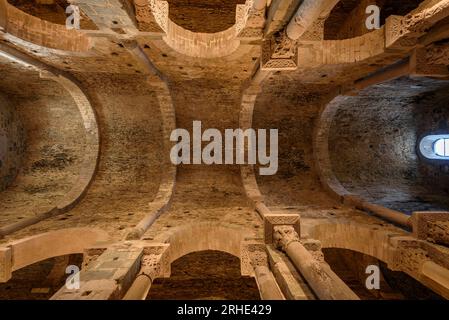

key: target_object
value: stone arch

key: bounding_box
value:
[323,0,425,40]
[313,95,353,201]
[156,222,256,263]
[0,0,91,52]
[1,227,109,275]
[141,0,255,58]
[321,78,449,217]
[308,222,402,264]
[0,44,100,237]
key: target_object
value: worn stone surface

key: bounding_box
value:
[329,77,449,214]
[1,0,449,300]
[148,250,260,300]
[0,92,25,192]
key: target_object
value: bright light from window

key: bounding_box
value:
[419,135,449,160]
[434,138,449,157]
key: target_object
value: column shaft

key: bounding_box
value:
[285,241,359,300]
[123,274,153,300]
[254,265,285,300]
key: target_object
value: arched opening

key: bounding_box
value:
[323,248,443,300]
[328,77,449,214]
[324,0,424,40]
[0,58,87,227]
[434,138,449,157]
[420,135,449,160]
[6,0,97,29]
[0,253,82,300]
[147,250,260,300]
[166,0,246,33]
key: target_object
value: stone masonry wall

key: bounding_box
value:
[329,77,449,214]
[0,93,25,192]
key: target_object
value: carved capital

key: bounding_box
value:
[410,47,449,78]
[426,43,449,66]
[140,244,170,279]
[386,1,449,51]
[390,236,449,275]
[385,15,420,51]
[261,31,298,71]
[241,241,267,276]
[273,226,300,252]
[264,214,300,244]
[412,211,449,246]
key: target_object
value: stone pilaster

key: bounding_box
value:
[241,241,268,276]
[0,247,12,283]
[51,242,169,300]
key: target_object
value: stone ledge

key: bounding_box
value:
[0,247,12,283]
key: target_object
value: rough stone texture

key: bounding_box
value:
[0,72,164,242]
[7,0,98,29]
[0,92,25,191]
[148,250,260,300]
[329,77,449,214]
[323,248,443,299]
[254,77,338,208]
[166,0,246,33]
[412,211,449,245]
[0,58,86,227]
[0,253,82,300]
[324,0,425,40]
[1,0,449,301]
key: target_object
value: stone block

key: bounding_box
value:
[0,247,12,283]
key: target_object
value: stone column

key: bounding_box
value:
[273,226,359,300]
[254,265,284,300]
[241,242,284,300]
[344,195,411,227]
[122,274,153,300]
[286,0,338,40]
[264,214,358,300]
[253,0,267,11]
[123,246,170,300]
